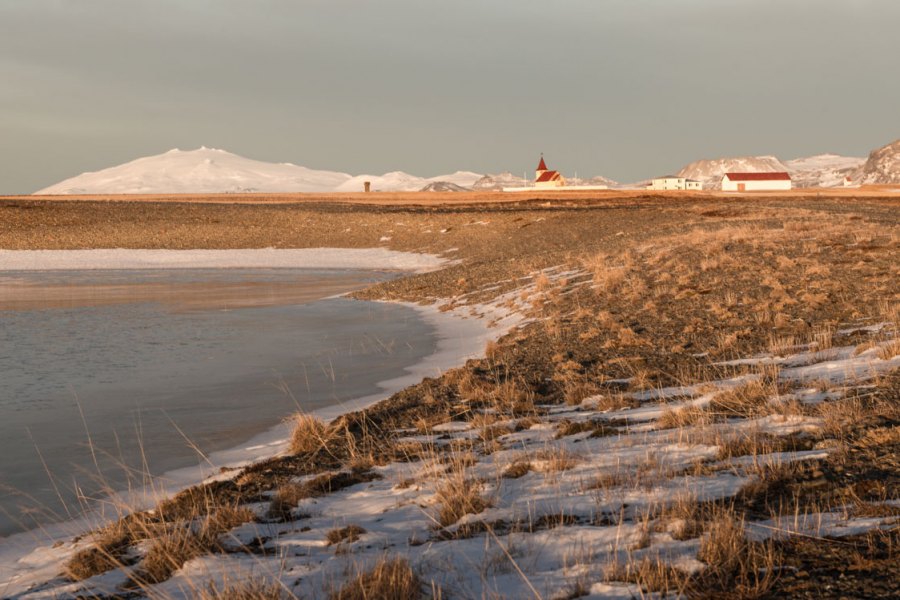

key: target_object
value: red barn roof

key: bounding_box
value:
[537,156,548,171]
[536,170,561,182]
[724,172,791,181]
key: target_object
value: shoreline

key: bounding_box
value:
[0,252,517,597]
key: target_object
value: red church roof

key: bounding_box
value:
[536,170,560,183]
[724,172,791,181]
[537,156,548,171]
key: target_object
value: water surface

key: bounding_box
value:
[0,269,436,537]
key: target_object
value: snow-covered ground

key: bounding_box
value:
[0,248,448,273]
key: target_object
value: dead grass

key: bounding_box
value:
[502,459,533,479]
[434,472,489,528]
[533,446,581,472]
[269,470,381,520]
[330,556,422,600]
[693,509,779,598]
[66,501,252,583]
[708,381,772,418]
[876,338,900,360]
[326,524,367,545]
[200,577,285,599]
[604,555,689,596]
[593,392,640,412]
[657,405,711,429]
[135,522,208,585]
[131,504,254,585]
[288,413,330,455]
[64,521,133,581]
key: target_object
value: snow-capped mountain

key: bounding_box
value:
[566,175,619,188]
[35,147,353,194]
[419,181,470,192]
[334,172,427,193]
[471,172,527,190]
[674,152,871,188]
[35,148,485,195]
[334,170,484,193]
[852,138,900,185]
[676,156,789,189]
[428,171,484,188]
[784,154,865,188]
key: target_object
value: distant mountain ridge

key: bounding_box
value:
[35,147,354,195]
[34,138,900,194]
[675,153,876,189]
[35,148,487,195]
[676,156,789,189]
[852,138,900,184]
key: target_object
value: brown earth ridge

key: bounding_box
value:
[1,192,898,599]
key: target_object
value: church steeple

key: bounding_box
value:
[536,154,548,173]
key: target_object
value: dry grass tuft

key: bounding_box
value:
[200,577,285,599]
[876,338,900,360]
[330,556,422,600]
[534,446,581,472]
[136,522,208,585]
[708,381,772,418]
[269,470,381,520]
[434,473,488,528]
[502,460,533,479]
[657,405,710,429]
[694,509,779,598]
[132,503,254,585]
[604,555,689,596]
[288,413,330,455]
[67,501,252,583]
[64,522,132,581]
[593,392,640,412]
[326,524,367,545]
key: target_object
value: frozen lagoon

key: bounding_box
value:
[0,267,436,537]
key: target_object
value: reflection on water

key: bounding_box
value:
[0,269,436,537]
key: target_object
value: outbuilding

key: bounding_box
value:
[721,172,792,192]
[648,176,702,191]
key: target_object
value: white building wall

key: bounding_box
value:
[649,178,702,191]
[649,178,686,190]
[722,178,792,191]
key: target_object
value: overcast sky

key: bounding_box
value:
[1,0,898,193]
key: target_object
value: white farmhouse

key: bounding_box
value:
[721,172,792,192]
[648,176,702,191]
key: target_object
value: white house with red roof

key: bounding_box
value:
[534,155,567,188]
[722,172,792,192]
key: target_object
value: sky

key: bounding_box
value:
[1,0,899,193]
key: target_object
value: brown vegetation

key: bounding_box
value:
[330,556,422,600]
